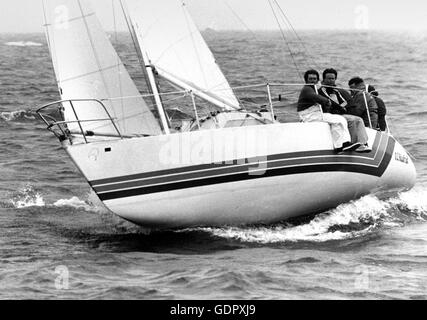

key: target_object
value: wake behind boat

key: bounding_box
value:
[36,0,416,229]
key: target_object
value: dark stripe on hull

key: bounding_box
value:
[91,132,383,187]
[93,133,395,201]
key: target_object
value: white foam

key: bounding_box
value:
[397,186,427,213]
[5,41,43,47]
[11,186,46,209]
[53,197,95,211]
[199,195,390,243]
[0,110,35,122]
[53,191,110,214]
[389,185,427,220]
[205,226,374,243]
[9,185,107,214]
[200,187,427,243]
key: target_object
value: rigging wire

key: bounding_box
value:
[118,0,156,104]
[77,0,119,132]
[271,0,319,70]
[214,0,267,110]
[181,1,209,90]
[90,93,190,132]
[180,1,240,111]
[42,0,61,96]
[222,0,259,41]
[119,0,174,133]
[220,1,318,83]
[112,0,125,132]
[267,0,302,81]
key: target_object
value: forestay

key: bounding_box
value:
[43,0,162,136]
[125,0,240,111]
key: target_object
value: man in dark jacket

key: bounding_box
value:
[368,85,387,131]
[297,70,331,112]
[319,69,371,152]
[319,68,351,114]
[348,77,378,129]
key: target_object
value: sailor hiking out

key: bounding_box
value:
[297,69,363,153]
[319,68,371,153]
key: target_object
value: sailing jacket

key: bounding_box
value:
[297,85,330,112]
[374,96,387,131]
[347,91,378,129]
[319,86,352,114]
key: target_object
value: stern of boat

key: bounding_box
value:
[378,133,416,192]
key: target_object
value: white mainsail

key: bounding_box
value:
[43,0,162,136]
[125,0,240,111]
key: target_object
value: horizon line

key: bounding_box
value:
[1,28,426,35]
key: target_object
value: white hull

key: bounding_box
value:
[64,122,416,229]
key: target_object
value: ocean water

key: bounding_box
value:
[1,30,427,300]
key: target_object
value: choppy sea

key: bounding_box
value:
[1,30,427,300]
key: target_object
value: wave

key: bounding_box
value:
[5,187,144,235]
[5,41,43,47]
[195,186,427,244]
[7,183,427,242]
[9,185,45,209]
[0,110,37,122]
[8,186,106,214]
[53,196,100,212]
[389,186,427,218]
[406,111,427,117]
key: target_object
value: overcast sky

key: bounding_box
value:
[1,0,427,33]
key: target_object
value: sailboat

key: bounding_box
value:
[37,0,416,229]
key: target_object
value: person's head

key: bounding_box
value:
[322,68,338,86]
[304,69,320,84]
[348,77,365,90]
[367,85,379,96]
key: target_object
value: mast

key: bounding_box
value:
[120,0,170,135]
[119,1,154,103]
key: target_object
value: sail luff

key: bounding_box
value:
[125,0,240,111]
[76,0,113,119]
[119,0,157,108]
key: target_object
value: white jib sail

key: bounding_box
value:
[125,0,240,111]
[43,0,162,137]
